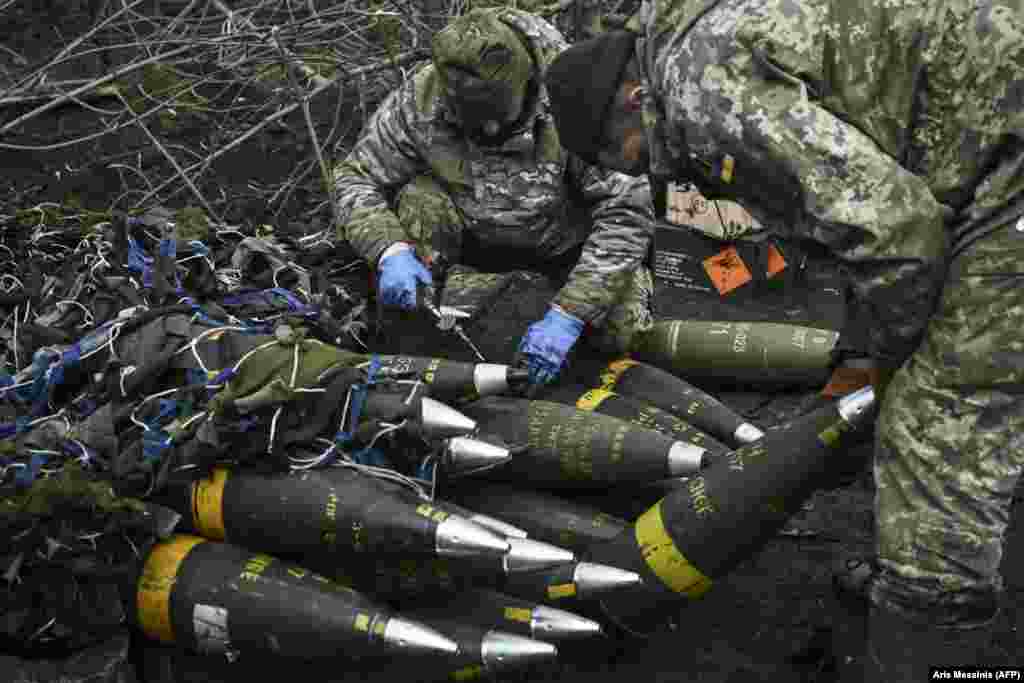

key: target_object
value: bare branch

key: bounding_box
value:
[2,0,441,225]
[116,90,224,224]
[133,48,426,208]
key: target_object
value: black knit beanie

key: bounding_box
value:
[545,30,638,164]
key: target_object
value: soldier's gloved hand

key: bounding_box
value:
[378,243,432,310]
[516,306,584,386]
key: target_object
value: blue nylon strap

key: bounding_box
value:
[69,395,101,422]
[181,299,228,327]
[61,439,94,466]
[0,373,21,406]
[221,288,308,313]
[45,344,81,396]
[155,398,178,422]
[158,238,176,259]
[326,356,392,469]
[142,429,171,464]
[126,238,152,273]
[186,240,210,256]
[59,344,82,368]
[127,237,155,288]
[329,355,384,460]
[140,398,179,465]
[23,350,58,417]
[366,355,381,385]
[347,383,368,438]
[351,446,390,468]
[268,287,308,311]
[13,416,30,436]
[14,453,46,489]
[185,368,208,386]
[77,323,113,359]
[415,459,437,482]
[218,289,263,307]
[0,421,19,440]
[208,368,236,385]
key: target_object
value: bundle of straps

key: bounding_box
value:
[0,207,443,656]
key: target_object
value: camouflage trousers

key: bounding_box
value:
[395,175,654,354]
[871,217,1024,628]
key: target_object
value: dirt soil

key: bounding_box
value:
[3,102,1022,683]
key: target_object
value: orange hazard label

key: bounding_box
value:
[821,366,874,398]
[766,244,787,277]
[703,246,752,295]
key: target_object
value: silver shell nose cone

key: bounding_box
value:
[503,537,575,573]
[733,422,765,444]
[530,606,603,641]
[481,630,558,671]
[466,512,529,539]
[420,397,478,438]
[381,617,460,656]
[472,364,511,397]
[572,562,643,597]
[445,436,512,473]
[837,385,876,427]
[667,442,706,476]
[435,515,511,558]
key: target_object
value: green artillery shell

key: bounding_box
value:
[538,383,730,458]
[429,500,530,539]
[405,588,602,642]
[460,397,707,488]
[335,467,530,539]
[329,554,639,608]
[631,319,840,388]
[583,387,877,634]
[332,557,467,600]
[362,381,478,439]
[133,534,458,658]
[566,481,691,522]
[373,355,524,404]
[445,483,630,555]
[172,466,508,560]
[566,357,765,447]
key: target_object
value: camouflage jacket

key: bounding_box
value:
[634,0,1024,364]
[333,9,655,325]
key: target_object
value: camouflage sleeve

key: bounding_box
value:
[683,61,950,365]
[332,77,429,266]
[553,162,655,324]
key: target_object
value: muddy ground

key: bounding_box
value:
[2,90,1022,683]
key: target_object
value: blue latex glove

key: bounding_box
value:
[516,306,585,386]
[378,246,432,310]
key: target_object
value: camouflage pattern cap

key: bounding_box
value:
[432,9,535,134]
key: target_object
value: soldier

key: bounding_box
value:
[331,7,656,386]
[543,0,1023,679]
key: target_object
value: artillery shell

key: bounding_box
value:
[566,357,764,447]
[133,534,458,658]
[167,466,509,561]
[538,383,730,457]
[584,387,877,634]
[461,397,708,487]
[445,483,629,555]
[632,319,840,388]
